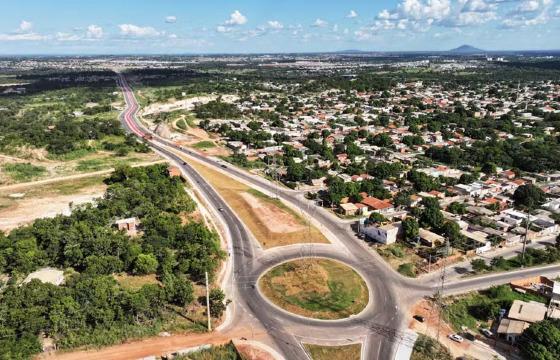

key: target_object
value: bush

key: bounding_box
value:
[134,254,159,275]
[3,163,46,182]
[397,263,416,277]
[412,334,452,360]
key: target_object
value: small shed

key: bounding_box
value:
[115,217,139,236]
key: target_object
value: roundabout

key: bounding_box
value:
[258,258,369,320]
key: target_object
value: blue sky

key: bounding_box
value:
[0,0,559,54]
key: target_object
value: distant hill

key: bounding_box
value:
[449,45,484,54]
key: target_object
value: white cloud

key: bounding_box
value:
[216,25,232,33]
[19,20,33,33]
[313,18,328,27]
[118,24,161,37]
[86,25,103,39]
[517,0,540,12]
[165,16,177,23]
[56,32,81,41]
[225,10,247,26]
[267,20,284,30]
[347,10,358,18]
[502,0,554,28]
[0,33,46,41]
[0,20,46,41]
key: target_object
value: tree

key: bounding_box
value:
[513,184,546,209]
[369,212,386,223]
[209,288,227,318]
[367,133,393,147]
[134,253,159,275]
[163,274,194,307]
[447,201,467,215]
[519,319,560,360]
[402,218,419,240]
[471,259,488,272]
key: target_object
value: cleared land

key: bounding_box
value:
[376,242,423,278]
[0,150,160,186]
[304,343,361,360]
[187,160,329,248]
[0,175,107,232]
[259,258,368,319]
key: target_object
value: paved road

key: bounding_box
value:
[116,73,560,360]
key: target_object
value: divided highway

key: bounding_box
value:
[116,73,560,360]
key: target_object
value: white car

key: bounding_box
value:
[449,334,464,343]
[480,328,493,338]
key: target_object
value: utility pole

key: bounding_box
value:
[205,271,212,332]
[521,210,531,267]
[436,238,450,343]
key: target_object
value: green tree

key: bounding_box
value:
[134,254,159,275]
[513,184,546,209]
[402,217,419,240]
[471,259,488,272]
[209,288,227,318]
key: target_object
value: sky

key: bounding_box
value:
[0,0,559,54]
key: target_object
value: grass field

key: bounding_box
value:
[193,140,216,149]
[259,258,368,319]
[2,163,47,182]
[304,343,361,360]
[187,159,329,248]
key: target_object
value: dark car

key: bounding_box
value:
[413,315,425,322]
[221,164,227,168]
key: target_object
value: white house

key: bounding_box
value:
[361,222,401,245]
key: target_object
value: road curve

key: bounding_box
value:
[115,73,560,360]
[115,73,416,359]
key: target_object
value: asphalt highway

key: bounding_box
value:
[116,73,560,360]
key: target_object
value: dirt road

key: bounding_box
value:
[0,160,166,192]
[37,329,267,360]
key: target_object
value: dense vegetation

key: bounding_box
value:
[0,164,225,358]
[411,334,452,360]
[443,285,546,332]
[520,319,560,360]
[0,79,152,157]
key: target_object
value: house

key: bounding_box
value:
[115,217,139,236]
[419,228,445,247]
[360,222,401,245]
[497,319,530,344]
[340,203,358,216]
[226,141,247,154]
[360,197,394,214]
[551,282,560,309]
[507,300,547,323]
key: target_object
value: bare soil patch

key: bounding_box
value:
[186,160,328,248]
[240,191,306,234]
[235,343,276,360]
[0,176,106,232]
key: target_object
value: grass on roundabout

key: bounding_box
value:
[304,343,361,360]
[258,258,369,320]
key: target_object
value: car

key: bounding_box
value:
[413,315,425,323]
[480,328,493,338]
[448,334,464,343]
[218,207,224,212]
[182,161,187,165]
[221,164,227,168]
